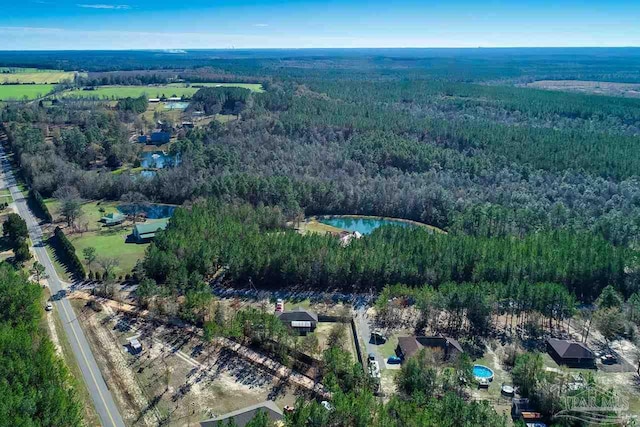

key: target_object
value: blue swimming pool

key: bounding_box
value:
[473,364,494,381]
[319,217,415,235]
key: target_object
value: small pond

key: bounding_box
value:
[164,102,189,110]
[140,151,179,169]
[117,204,176,219]
[319,216,415,235]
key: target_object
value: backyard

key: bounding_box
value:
[45,199,162,275]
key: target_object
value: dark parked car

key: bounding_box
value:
[387,356,402,364]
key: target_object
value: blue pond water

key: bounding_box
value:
[117,204,175,219]
[473,365,494,379]
[140,152,179,169]
[319,217,414,235]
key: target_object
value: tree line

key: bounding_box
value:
[143,201,629,302]
[0,263,83,426]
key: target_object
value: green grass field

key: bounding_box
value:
[61,85,200,100]
[170,82,264,92]
[45,199,149,274]
[0,84,55,100]
[0,71,76,84]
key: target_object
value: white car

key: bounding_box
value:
[321,401,333,411]
[45,302,53,311]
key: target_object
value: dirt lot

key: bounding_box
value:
[72,301,305,426]
[523,80,640,98]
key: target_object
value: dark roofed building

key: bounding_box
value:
[150,131,170,144]
[276,307,318,335]
[546,338,595,367]
[396,336,464,361]
[200,401,283,427]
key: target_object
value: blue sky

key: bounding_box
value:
[2,0,640,50]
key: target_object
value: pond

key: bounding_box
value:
[319,216,416,235]
[140,151,179,169]
[117,203,176,219]
[164,101,189,110]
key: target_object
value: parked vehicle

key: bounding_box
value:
[45,302,53,311]
[387,356,402,364]
[370,331,387,344]
[368,353,376,362]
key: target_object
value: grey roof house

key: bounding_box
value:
[276,307,318,335]
[546,338,595,367]
[200,401,283,427]
[396,336,464,361]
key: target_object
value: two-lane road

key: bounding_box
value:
[0,145,125,427]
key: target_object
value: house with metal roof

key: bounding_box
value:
[100,212,125,226]
[546,338,595,367]
[200,401,283,427]
[276,307,318,335]
[396,335,464,361]
[132,219,169,243]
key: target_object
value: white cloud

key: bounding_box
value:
[254,24,269,27]
[77,3,131,9]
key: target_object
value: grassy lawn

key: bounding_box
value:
[296,219,343,235]
[141,102,183,122]
[60,85,199,100]
[70,228,148,274]
[0,84,55,100]
[46,199,149,274]
[0,71,75,84]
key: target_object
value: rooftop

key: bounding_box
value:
[276,307,318,323]
[133,218,169,235]
[200,401,283,427]
[547,338,594,360]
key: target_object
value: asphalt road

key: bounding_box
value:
[0,146,125,427]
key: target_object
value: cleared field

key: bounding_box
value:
[61,85,199,100]
[523,80,640,98]
[170,82,264,92]
[0,71,75,84]
[0,84,55,100]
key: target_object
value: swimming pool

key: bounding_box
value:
[319,216,415,235]
[473,364,494,381]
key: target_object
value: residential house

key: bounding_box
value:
[150,131,171,145]
[132,219,169,243]
[546,338,595,368]
[276,307,318,335]
[200,401,283,427]
[100,212,125,226]
[396,335,464,361]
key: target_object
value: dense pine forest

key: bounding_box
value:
[3,49,640,303]
[0,264,82,426]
